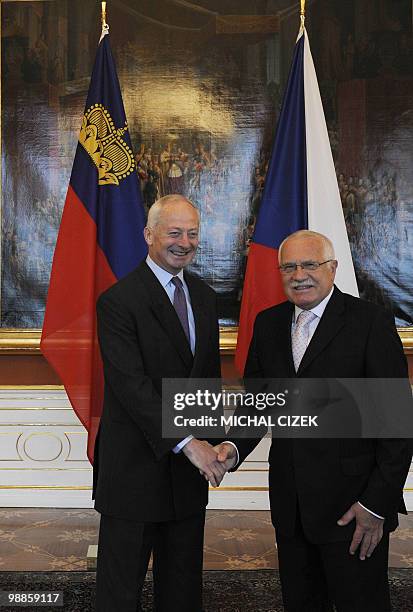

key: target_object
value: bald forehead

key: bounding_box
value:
[148,197,199,229]
[279,236,331,262]
[158,200,199,222]
[162,198,192,213]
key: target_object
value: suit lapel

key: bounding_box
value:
[184,271,209,375]
[255,302,295,377]
[275,303,296,377]
[298,287,345,375]
[136,262,193,370]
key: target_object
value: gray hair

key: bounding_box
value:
[146,195,199,229]
[278,230,335,262]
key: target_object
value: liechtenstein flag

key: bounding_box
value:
[235,26,359,374]
[41,31,147,462]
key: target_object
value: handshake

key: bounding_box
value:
[182,439,238,487]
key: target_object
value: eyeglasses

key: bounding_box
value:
[278,259,335,274]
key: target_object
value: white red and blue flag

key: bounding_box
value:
[235,27,358,374]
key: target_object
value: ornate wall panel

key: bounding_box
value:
[0,389,273,509]
[0,389,93,507]
[0,389,412,510]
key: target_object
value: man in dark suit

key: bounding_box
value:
[216,230,412,611]
[94,195,226,612]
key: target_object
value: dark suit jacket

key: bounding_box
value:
[93,261,221,523]
[234,287,412,543]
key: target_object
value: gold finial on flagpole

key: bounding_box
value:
[102,2,107,27]
[100,1,109,41]
[300,0,306,31]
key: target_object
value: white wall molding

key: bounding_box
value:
[0,390,411,511]
[0,389,93,508]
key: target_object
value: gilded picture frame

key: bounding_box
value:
[1,0,412,356]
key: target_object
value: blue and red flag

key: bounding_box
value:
[235,26,358,374]
[41,32,147,462]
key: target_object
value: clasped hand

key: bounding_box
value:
[183,440,237,487]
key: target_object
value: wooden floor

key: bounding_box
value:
[0,509,412,571]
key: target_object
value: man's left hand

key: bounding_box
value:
[337,502,384,560]
[214,443,238,471]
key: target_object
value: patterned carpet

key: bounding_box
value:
[0,509,412,571]
[0,569,412,612]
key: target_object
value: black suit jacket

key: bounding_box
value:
[93,261,221,523]
[235,287,412,543]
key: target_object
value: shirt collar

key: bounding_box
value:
[146,255,184,289]
[293,286,335,323]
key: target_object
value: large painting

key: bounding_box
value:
[1,0,412,336]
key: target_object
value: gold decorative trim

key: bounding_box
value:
[0,485,92,490]
[0,0,2,324]
[219,327,238,353]
[208,486,269,491]
[210,486,413,492]
[0,407,72,411]
[0,327,412,354]
[23,432,63,462]
[0,432,22,462]
[0,330,42,354]
[79,104,135,186]
[0,330,237,354]
[15,432,23,461]
[0,385,65,390]
[237,468,268,472]
[398,328,413,354]
[0,467,91,471]
[65,431,86,433]
[0,423,83,426]
[237,468,269,473]
[65,432,72,462]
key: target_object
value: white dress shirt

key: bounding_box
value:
[146,256,238,460]
[146,256,195,453]
[232,288,383,519]
[291,286,334,341]
[146,256,196,354]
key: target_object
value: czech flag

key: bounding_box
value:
[235,27,359,374]
[41,32,147,462]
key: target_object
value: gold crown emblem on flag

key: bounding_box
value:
[79,103,135,186]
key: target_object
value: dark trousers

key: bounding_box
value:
[275,511,391,612]
[95,510,205,612]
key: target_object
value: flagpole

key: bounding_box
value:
[300,0,305,31]
[100,1,109,42]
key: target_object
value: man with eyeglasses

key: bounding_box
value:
[216,229,411,611]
